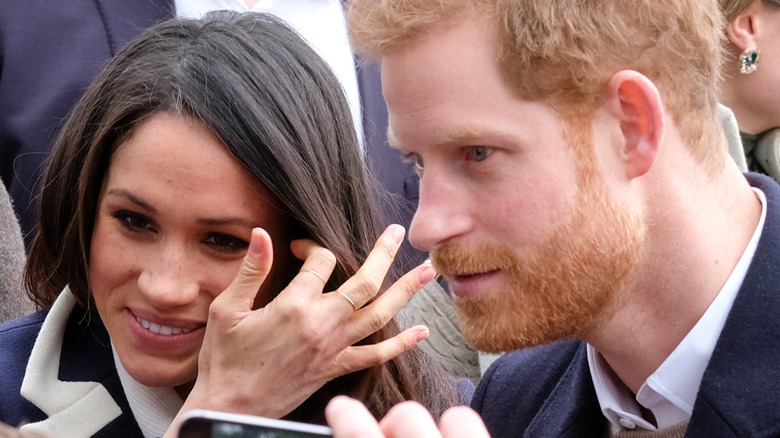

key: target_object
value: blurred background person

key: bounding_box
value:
[720,0,780,181]
[0,181,34,323]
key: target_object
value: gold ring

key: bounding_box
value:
[337,290,359,312]
[303,269,326,283]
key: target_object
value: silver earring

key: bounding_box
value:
[740,47,760,74]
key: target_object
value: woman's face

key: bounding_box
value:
[89,112,297,389]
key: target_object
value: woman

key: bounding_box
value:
[0,12,459,437]
[720,0,780,180]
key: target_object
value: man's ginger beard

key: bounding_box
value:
[431,132,646,352]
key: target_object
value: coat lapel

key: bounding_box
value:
[19,290,126,438]
[687,173,780,437]
[524,343,607,437]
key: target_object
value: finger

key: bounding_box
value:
[342,263,435,342]
[325,396,385,438]
[333,326,429,376]
[367,263,435,316]
[287,239,338,297]
[212,228,274,311]
[334,224,405,312]
[379,401,442,438]
[438,407,491,438]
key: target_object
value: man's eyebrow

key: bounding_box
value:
[387,126,485,152]
[442,127,483,145]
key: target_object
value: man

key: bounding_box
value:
[325,0,780,436]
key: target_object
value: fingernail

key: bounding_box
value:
[416,326,430,342]
[327,395,358,411]
[390,224,405,244]
[250,228,263,254]
[419,265,436,285]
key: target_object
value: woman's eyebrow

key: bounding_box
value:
[105,188,157,214]
[106,189,256,228]
[196,217,256,228]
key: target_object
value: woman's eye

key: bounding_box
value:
[114,210,154,232]
[469,146,491,162]
[204,233,249,253]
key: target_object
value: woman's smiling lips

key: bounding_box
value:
[136,316,192,335]
[127,308,206,349]
[446,269,501,298]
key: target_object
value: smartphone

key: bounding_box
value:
[179,409,333,438]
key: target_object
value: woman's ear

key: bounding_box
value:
[726,6,757,50]
[604,70,663,180]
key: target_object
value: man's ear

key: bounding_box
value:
[726,6,757,51]
[605,70,663,180]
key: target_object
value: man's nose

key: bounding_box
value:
[409,170,472,252]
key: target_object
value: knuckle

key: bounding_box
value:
[380,242,397,261]
[298,326,327,353]
[363,352,386,368]
[208,300,229,323]
[311,248,337,267]
[354,273,382,297]
[237,259,264,278]
[367,309,392,331]
[402,281,421,299]
[334,358,353,378]
[208,297,227,315]
[281,297,308,321]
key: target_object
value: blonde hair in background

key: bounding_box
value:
[348,0,727,173]
[720,0,780,23]
[720,0,756,21]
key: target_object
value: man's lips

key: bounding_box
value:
[445,269,501,297]
[442,267,500,281]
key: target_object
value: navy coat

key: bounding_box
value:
[0,292,143,436]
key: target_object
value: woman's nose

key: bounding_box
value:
[136,244,200,308]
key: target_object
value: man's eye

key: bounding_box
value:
[470,146,491,162]
[204,233,249,253]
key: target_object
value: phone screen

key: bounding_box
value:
[179,410,333,438]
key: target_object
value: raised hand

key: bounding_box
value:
[166,225,435,437]
[325,396,491,438]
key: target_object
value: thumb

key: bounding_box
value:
[216,227,274,311]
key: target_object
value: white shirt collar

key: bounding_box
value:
[588,187,767,432]
[113,345,184,438]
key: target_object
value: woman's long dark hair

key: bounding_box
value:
[24,11,457,423]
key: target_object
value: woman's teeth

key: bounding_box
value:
[136,317,192,335]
